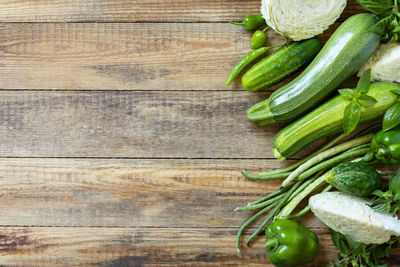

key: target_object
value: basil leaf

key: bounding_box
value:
[330,229,351,255]
[392,89,400,95]
[383,102,400,131]
[339,89,356,100]
[357,95,378,107]
[357,69,372,94]
[372,190,386,198]
[372,244,387,261]
[394,25,400,32]
[371,15,394,34]
[343,102,361,135]
[356,0,394,14]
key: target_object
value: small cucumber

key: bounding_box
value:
[326,162,382,197]
[242,39,321,92]
[273,82,400,160]
[248,13,381,125]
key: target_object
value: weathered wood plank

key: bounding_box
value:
[0,23,359,91]
[0,0,362,23]
[0,158,314,227]
[0,160,397,265]
[0,226,344,267]
[0,226,398,266]
[0,90,288,158]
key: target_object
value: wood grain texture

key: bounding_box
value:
[0,0,362,23]
[0,159,397,266]
[0,158,304,227]
[0,226,345,267]
[0,23,360,91]
[0,90,290,158]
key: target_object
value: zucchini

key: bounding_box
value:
[242,39,322,92]
[273,82,400,160]
[248,13,381,125]
[325,162,382,196]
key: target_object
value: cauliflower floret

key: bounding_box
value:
[358,41,400,83]
[309,191,400,244]
[261,0,347,41]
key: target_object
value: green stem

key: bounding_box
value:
[249,185,292,205]
[242,134,346,179]
[230,21,244,26]
[246,181,302,245]
[280,185,333,219]
[262,26,270,33]
[297,147,370,181]
[279,172,330,217]
[236,202,278,252]
[281,134,374,187]
[235,194,285,211]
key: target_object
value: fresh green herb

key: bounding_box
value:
[357,0,400,42]
[370,168,400,214]
[328,228,399,267]
[383,90,400,131]
[340,69,377,135]
[383,102,400,131]
[356,0,393,15]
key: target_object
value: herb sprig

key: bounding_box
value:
[328,229,400,267]
[357,0,400,42]
[340,69,377,135]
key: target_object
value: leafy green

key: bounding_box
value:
[328,229,399,266]
[370,169,400,214]
[357,0,400,43]
[339,89,356,100]
[383,102,400,131]
[357,0,393,14]
[343,102,361,135]
[357,69,372,94]
[358,95,378,107]
[340,70,376,135]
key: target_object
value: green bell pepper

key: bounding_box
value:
[265,219,319,267]
[370,126,400,164]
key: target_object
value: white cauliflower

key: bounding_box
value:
[309,191,400,244]
[358,40,400,83]
[261,0,347,41]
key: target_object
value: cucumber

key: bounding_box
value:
[273,82,400,160]
[242,39,322,92]
[248,13,381,125]
[326,162,381,197]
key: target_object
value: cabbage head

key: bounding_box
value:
[358,41,400,83]
[261,0,347,41]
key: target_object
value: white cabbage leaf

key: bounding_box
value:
[358,40,400,83]
[309,192,400,244]
[261,0,347,41]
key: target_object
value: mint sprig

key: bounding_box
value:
[339,69,377,135]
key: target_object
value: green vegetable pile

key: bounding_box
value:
[227,2,400,267]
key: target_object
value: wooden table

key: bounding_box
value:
[0,1,398,266]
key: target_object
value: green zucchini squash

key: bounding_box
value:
[325,162,382,196]
[273,82,400,160]
[242,39,322,92]
[248,13,381,125]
